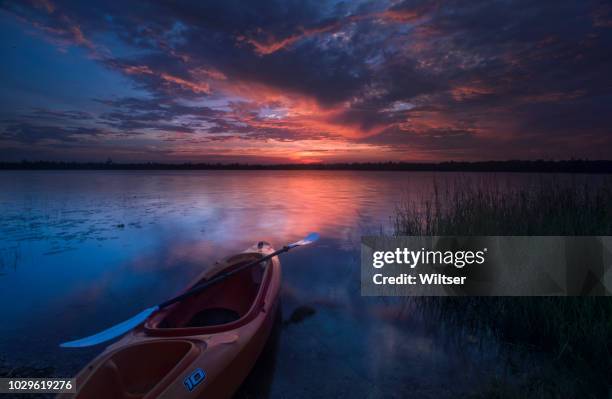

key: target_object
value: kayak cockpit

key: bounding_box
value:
[145,252,272,334]
[76,340,199,399]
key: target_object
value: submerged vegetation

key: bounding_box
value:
[394,177,612,394]
[0,360,53,378]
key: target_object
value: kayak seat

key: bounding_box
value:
[156,258,266,329]
[186,307,240,327]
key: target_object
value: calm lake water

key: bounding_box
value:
[0,170,602,397]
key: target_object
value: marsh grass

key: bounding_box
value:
[394,176,612,372]
[394,176,612,236]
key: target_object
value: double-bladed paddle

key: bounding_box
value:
[60,232,320,348]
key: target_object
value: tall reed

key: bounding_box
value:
[394,176,612,369]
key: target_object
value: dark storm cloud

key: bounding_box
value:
[28,108,94,121]
[1,0,611,160]
[95,97,220,134]
[1,121,104,143]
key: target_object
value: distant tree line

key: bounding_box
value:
[1,160,611,173]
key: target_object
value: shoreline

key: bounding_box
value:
[1,160,612,173]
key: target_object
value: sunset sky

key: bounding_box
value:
[1,0,611,163]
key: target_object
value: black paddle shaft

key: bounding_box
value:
[158,246,289,309]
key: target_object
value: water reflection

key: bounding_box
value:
[0,171,600,396]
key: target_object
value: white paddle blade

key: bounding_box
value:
[60,306,159,348]
[288,232,320,248]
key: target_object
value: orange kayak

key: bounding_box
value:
[60,241,282,399]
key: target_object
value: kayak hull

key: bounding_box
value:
[60,242,281,399]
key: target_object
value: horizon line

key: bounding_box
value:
[1,159,611,173]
